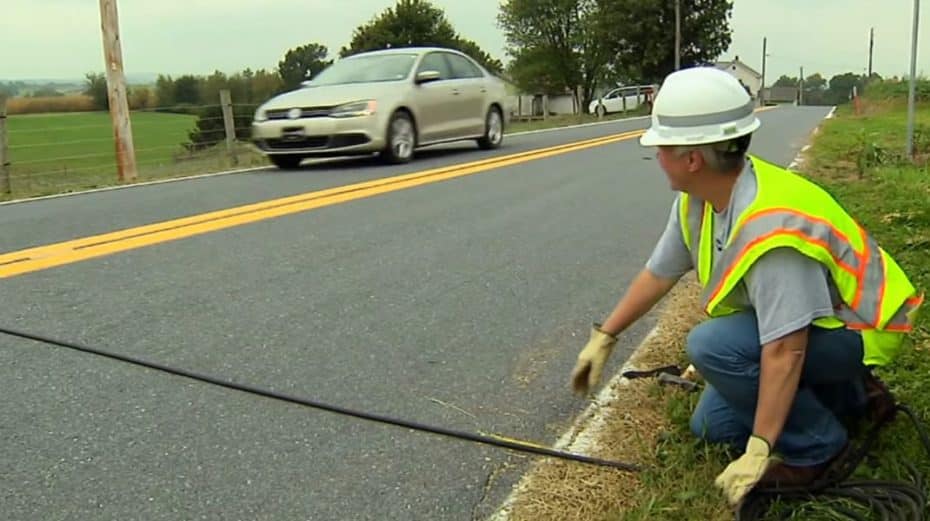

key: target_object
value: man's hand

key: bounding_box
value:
[570,269,677,396]
[714,435,777,506]
[570,325,618,395]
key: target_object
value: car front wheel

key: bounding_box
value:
[477,107,503,150]
[380,111,416,164]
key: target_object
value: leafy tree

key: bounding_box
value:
[84,72,109,110]
[452,38,504,75]
[31,87,64,97]
[278,43,332,91]
[173,75,201,106]
[499,0,733,111]
[601,0,734,84]
[805,73,827,91]
[155,75,175,108]
[341,0,502,73]
[499,0,610,112]
[0,82,22,97]
[185,69,284,150]
[773,75,799,87]
[827,72,866,104]
[128,86,154,110]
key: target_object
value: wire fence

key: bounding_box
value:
[0,93,269,200]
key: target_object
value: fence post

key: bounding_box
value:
[0,96,9,194]
[220,89,238,165]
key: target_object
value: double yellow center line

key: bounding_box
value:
[0,129,646,279]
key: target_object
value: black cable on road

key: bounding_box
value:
[7,323,930,520]
[0,325,641,473]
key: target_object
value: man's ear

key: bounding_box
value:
[686,149,704,173]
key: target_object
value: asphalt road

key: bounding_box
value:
[0,106,833,521]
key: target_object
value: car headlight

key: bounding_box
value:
[330,100,377,118]
[253,107,268,122]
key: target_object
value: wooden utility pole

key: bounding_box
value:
[760,37,767,106]
[868,27,874,78]
[674,0,681,70]
[99,0,137,182]
[0,96,9,194]
[798,67,804,105]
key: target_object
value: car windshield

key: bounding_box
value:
[309,54,418,86]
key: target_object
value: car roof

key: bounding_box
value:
[345,46,465,59]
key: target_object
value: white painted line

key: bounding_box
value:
[488,324,664,521]
[788,108,835,170]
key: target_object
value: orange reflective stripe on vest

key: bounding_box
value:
[677,155,922,366]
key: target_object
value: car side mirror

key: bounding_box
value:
[415,70,441,84]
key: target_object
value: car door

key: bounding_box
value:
[604,88,624,113]
[444,53,487,137]
[412,52,456,143]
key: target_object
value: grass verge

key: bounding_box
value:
[596,101,929,521]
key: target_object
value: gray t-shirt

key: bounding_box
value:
[646,162,838,344]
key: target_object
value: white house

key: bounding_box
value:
[715,55,762,99]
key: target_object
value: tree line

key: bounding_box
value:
[19,0,900,151]
[771,72,884,106]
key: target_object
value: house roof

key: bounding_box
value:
[714,56,762,79]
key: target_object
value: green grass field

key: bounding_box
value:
[4,111,267,200]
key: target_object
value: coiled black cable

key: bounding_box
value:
[738,404,930,521]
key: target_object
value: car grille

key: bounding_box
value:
[263,136,330,149]
[329,133,370,148]
[266,106,334,120]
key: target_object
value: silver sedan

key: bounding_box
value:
[251,47,509,169]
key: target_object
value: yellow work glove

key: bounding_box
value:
[714,435,777,506]
[681,364,702,382]
[570,324,618,395]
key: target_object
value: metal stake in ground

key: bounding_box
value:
[905,0,921,160]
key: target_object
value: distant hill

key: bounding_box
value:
[1,73,160,98]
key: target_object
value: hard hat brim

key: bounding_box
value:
[639,116,761,147]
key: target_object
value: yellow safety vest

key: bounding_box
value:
[678,154,923,367]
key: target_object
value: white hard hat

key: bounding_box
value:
[639,66,760,147]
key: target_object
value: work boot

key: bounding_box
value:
[757,443,852,489]
[864,371,896,424]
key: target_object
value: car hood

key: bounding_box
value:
[262,82,405,109]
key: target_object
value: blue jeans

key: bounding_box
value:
[687,311,867,466]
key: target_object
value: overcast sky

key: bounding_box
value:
[2,0,926,84]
